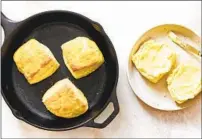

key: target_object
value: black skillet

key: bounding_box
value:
[1,11,119,131]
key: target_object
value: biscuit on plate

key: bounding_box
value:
[167,62,201,104]
[132,40,176,83]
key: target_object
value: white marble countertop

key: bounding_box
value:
[1,1,201,138]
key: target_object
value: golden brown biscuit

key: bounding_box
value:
[13,39,60,84]
[42,78,88,118]
[61,37,104,79]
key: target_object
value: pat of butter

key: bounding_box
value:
[132,40,176,83]
[167,62,201,104]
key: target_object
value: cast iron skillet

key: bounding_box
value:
[1,11,119,131]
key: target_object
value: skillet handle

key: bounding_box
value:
[84,91,119,128]
[1,12,19,38]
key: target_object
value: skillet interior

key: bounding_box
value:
[1,12,118,130]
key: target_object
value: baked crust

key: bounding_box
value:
[42,78,88,118]
[13,39,60,84]
[61,37,104,79]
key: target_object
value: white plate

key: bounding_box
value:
[127,24,201,111]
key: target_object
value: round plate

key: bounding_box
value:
[127,24,201,111]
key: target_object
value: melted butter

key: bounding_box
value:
[132,40,176,83]
[167,62,201,104]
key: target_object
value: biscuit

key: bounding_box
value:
[61,37,104,79]
[13,39,60,84]
[132,40,176,83]
[42,78,88,118]
[167,62,201,104]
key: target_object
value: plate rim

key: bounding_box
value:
[126,23,201,111]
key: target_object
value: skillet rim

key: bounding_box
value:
[1,10,119,131]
